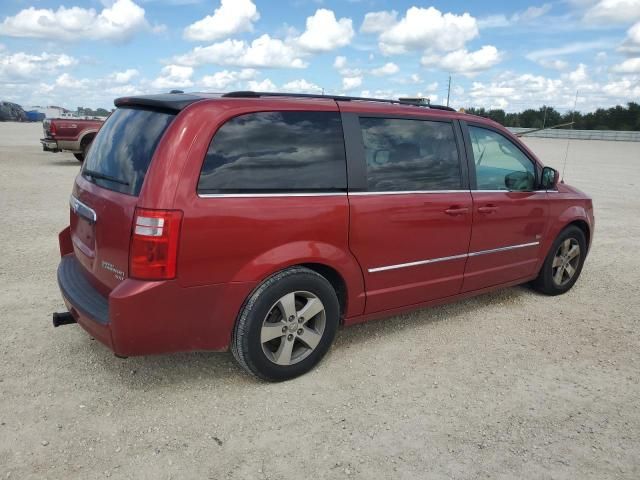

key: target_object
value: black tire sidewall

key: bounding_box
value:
[237,269,340,381]
[539,226,587,295]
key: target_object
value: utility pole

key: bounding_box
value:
[446,75,451,107]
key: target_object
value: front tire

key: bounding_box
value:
[73,153,84,162]
[231,267,340,381]
[532,225,587,295]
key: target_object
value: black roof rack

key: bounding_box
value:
[221,91,456,111]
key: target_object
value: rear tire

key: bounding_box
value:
[532,225,587,296]
[75,135,94,163]
[231,267,340,381]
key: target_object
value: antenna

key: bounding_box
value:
[446,75,451,107]
[561,90,578,181]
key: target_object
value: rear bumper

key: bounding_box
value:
[40,138,60,152]
[56,253,256,356]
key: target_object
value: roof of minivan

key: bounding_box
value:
[113,91,499,127]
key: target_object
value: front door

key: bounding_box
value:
[462,123,549,292]
[345,114,473,313]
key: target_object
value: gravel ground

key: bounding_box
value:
[0,122,639,479]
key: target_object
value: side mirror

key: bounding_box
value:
[541,166,559,189]
[505,171,535,191]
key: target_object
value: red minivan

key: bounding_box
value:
[54,91,594,381]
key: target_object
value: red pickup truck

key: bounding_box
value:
[40,117,104,162]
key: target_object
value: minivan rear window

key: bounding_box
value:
[82,108,175,196]
[198,111,346,194]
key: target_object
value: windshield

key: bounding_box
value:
[82,107,175,196]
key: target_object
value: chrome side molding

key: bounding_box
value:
[368,241,540,273]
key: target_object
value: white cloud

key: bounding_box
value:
[478,4,552,28]
[377,7,478,54]
[583,0,640,24]
[282,79,322,93]
[360,10,398,33]
[296,9,354,52]
[183,0,259,42]
[620,21,640,53]
[110,69,139,84]
[565,63,589,83]
[371,62,399,76]
[422,46,502,76]
[0,50,77,81]
[332,55,361,77]
[151,65,194,89]
[55,72,90,89]
[611,57,640,72]
[538,59,570,70]
[601,75,640,97]
[200,68,257,89]
[0,0,150,42]
[174,35,307,68]
[246,78,276,91]
[526,39,614,61]
[342,76,363,90]
[333,56,347,69]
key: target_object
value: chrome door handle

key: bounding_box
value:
[478,205,498,214]
[444,207,469,216]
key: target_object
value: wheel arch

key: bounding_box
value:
[538,207,592,272]
[79,129,99,147]
[566,219,590,251]
[300,263,348,320]
[229,241,366,319]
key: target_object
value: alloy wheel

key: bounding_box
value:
[260,291,326,366]
[552,238,581,287]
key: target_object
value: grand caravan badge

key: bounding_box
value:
[101,261,125,281]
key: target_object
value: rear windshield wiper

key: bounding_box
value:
[83,169,129,186]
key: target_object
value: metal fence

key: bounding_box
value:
[507,128,640,142]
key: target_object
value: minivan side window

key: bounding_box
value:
[468,126,536,191]
[198,111,346,194]
[359,117,462,192]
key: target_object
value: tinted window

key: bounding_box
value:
[359,117,461,191]
[468,126,535,191]
[198,111,346,193]
[82,108,175,196]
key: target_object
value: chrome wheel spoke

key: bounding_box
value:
[564,263,576,279]
[273,337,295,365]
[298,327,322,349]
[561,239,571,255]
[552,256,563,268]
[277,292,297,321]
[567,244,580,260]
[298,298,324,323]
[553,266,565,284]
[261,322,285,343]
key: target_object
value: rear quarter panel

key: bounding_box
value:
[51,119,102,141]
[139,99,366,319]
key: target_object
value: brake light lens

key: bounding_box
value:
[129,208,183,280]
[49,121,57,136]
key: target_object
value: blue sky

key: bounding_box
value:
[1,0,639,111]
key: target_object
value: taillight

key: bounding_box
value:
[129,208,183,280]
[49,121,57,136]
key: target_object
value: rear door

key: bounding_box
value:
[69,107,175,293]
[461,122,549,292]
[343,112,472,313]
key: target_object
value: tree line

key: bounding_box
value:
[464,102,640,131]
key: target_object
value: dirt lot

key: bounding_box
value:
[0,122,638,479]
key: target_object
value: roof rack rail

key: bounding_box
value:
[221,91,456,111]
